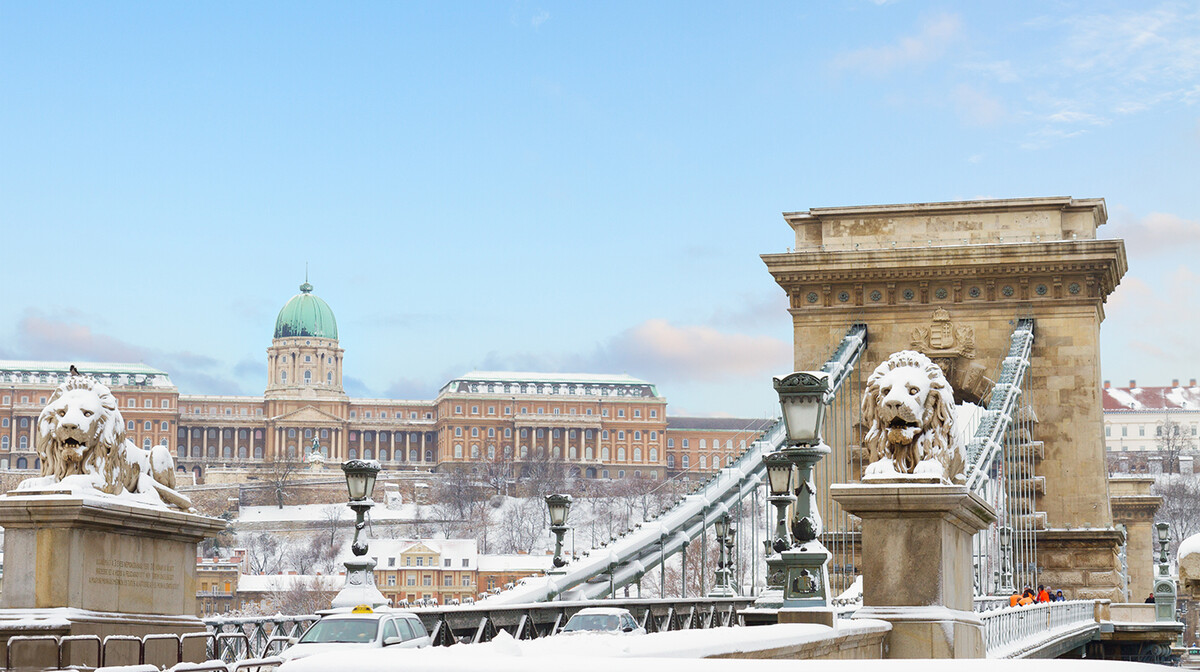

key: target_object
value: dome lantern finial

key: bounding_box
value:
[300,281,313,293]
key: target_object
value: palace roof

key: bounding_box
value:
[274,281,338,340]
[1103,384,1200,412]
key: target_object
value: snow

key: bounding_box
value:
[1105,388,1144,411]
[1178,532,1200,561]
[276,624,1165,672]
[237,574,341,593]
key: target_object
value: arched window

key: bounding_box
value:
[327,372,333,383]
[238,446,247,458]
[667,454,675,468]
[17,457,27,469]
[553,446,561,458]
[0,436,7,450]
[633,448,642,462]
[602,447,610,461]
[222,446,231,457]
[193,465,202,479]
[348,448,358,459]
[487,445,495,459]
[177,446,185,458]
[304,429,312,438]
[520,445,528,458]
[280,371,287,383]
[585,447,593,460]
[700,439,706,449]
[364,448,374,460]
[127,420,135,430]
[288,429,296,438]
[380,448,389,461]
[700,455,707,469]
[239,429,247,439]
[569,447,577,460]
[454,444,463,458]
[617,448,626,461]
[254,446,263,459]
[425,449,433,461]
[634,431,640,440]
[191,446,201,458]
[649,448,657,462]
[304,370,312,384]
[410,449,418,461]
[287,445,296,458]
[19,436,28,450]
[682,455,689,469]
[471,445,480,459]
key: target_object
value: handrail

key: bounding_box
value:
[982,599,1097,658]
[964,318,1035,491]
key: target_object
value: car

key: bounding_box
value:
[277,606,431,664]
[559,607,646,635]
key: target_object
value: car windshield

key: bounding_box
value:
[563,614,620,632]
[299,618,379,644]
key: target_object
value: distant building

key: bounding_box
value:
[369,538,478,606]
[1103,379,1200,452]
[196,552,244,616]
[0,282,773,481]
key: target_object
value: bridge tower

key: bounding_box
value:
[763,197,1128,601]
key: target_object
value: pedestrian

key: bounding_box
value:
[1145,593,1156,604]
[1037,585,1050,603]
[1009,590,1021,607]
[1055,590,1065,602]
[1018,588,1035,606]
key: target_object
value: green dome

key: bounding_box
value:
[274,282,338,339]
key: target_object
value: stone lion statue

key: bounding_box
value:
[861,350,966,484]
[16,371,193,511]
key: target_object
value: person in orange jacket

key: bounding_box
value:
[1018,588,1035,606]
[1009,590,1021,607]
[1037,585,1051,603]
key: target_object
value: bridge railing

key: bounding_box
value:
[982,599,1097,658]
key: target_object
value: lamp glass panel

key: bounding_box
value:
[346,472,368,500]
[549,503,567,526]
[766,463,792,495]
[364,472,378,500]
[781,398,823,444]
[1157,523,1169,542]
[714,517,729,538]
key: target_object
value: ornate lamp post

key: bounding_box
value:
[709,514,736,597]
[546,493,572,574]
[773,371,833,608]
[1154,522,1177,623]
[331,459,387,609]
[763,452,795,553]
[998,525,1015,594]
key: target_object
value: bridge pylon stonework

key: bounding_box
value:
[763,197,1128,601]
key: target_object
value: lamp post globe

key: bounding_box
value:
[545,494,573,574]
[342,459,379,502]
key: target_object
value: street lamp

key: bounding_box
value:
[763,451,795,554]
[331,459,387,609]
[1154,522,1177,623]
[546,493,573,573]
[710,514,737,597]
[999,525,1014,593]
[767,371,834,608]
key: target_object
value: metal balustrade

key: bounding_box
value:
[982,599,1099,658]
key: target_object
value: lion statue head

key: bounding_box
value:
[21,373,190,510]
[861,350,965,484]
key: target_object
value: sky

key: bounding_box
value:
[1,1,1198,416]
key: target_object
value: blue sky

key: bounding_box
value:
[1,1,1198,416]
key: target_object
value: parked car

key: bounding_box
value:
[559,607,646,635]
[278,606,431,664]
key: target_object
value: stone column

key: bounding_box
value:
[831,483,996,659]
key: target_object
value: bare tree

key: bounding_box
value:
[264,457,303,509]
[288,535,341,575]
[321,504,345,547]
[244,533,287,575]
[497,497,543,554]
[479,452,514,496]
[1156,417,1197,474]
[240,576,338,616]
[1154,474,1200,556]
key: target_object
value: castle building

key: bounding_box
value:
[0,282,769,481]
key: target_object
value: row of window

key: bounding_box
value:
[449,427,658,441]
[384,575,470,587]
[352,410,433,420]
[175,445,435,461]
[667,438,747,450]
[278,354,335,365]
[384,556,470,568]
[452,404,658,419]
[666,453,735,470]
[1104,424,1200,437]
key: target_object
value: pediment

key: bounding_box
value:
[273,405,344,424]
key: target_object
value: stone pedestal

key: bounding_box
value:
[0,493,226,669]
[831,483,996,659]
[1036,528,1126,601]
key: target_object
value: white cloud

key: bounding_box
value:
[831,13,963,76]
[1104,208,1200,257]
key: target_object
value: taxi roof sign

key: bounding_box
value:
[351,605,374,614]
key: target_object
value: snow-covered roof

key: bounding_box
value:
[440,372,661,398]
[364,538,479,569]
[1103,384,1200,412]
[1179,533,1200,562]
[237,574,341,593]
[0,360,174,387]
[666,417,774,432]
[477,554,553,573]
